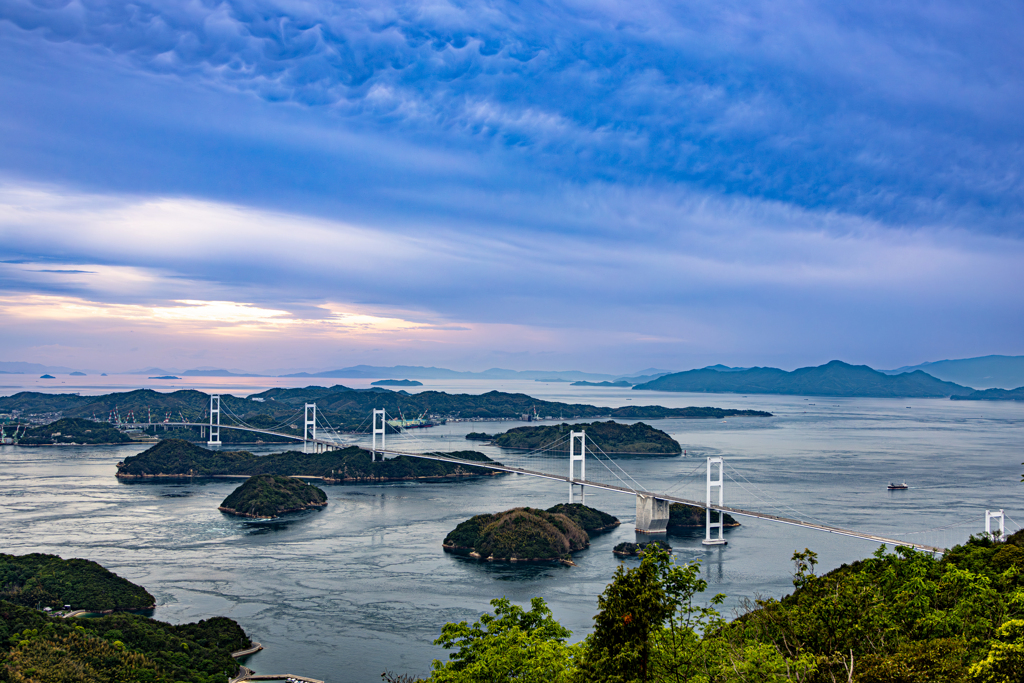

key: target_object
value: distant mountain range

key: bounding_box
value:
[881,355,1024,390]
[633,360,974,398]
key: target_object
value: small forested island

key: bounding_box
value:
[545,503,620,533]
[219,475,328,519]
[443,506,619,564]
[16,417,132,445]
[0,553,155,611]
[571,380,632,387]
[613,540,671,556]
[492,420,682,455]
[0,554,253,682]
[371,379,423,386]
[116,438,500,482]
[667,502,740,531]
[464,432,495,441]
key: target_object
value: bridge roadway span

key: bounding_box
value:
[128,422,944,553]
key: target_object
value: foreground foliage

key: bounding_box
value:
[0,554,153,611]
[426,529,1024,683]
[0,601,250,683]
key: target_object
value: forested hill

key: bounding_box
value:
[491,421,683,454]
[0,553,154,611]
[634,360,974,397]
[117,439,499,481]
[0,386,770,432]
[17,418,132,445]
[0,556,252,683]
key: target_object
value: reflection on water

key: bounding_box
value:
[0,393,1021,682]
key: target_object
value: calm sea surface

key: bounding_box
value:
[1,380,1022,682]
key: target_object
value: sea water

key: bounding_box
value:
[0,387,1021,681]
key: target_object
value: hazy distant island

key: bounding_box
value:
[443,504,618,564]
[148,375,180,380]
[951,386,1024,402]
[219,475,328,519]
[16,418,132,445]
[0,386,772,443]
[490,420,683,455]
[39,374,54,379]
[370,379,423,386]
[571,380,632,387]
[69,371,86,376]
[116,438,501,482]
[634,360,974,398]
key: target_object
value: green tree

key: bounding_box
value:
[428,597,575,683]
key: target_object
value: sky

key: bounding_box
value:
[1,0,1023,374]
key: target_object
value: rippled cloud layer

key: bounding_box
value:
[0,1,1022,371]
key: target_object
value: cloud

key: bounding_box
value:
[2,0,1023,228]
[0,180,1022,371]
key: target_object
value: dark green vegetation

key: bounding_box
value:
[371,379,423,386]
[442,508,591,562]
[426,532,1024,683]
[635,359,975,398]
[612,540,672,556]
[492,421,682,455]
[667,503,739,531]
[464,432,494,441]
[16,418,132,445]
[545,504,620,533]
[116,439,499,481]
[0,387,770,439]
[571,380,632,387]
[952,386,1024,401]
[0,600,249,682]
[219,475,327,519]
[0,554,154,611]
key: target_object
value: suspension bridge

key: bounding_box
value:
[115,395,1013,554]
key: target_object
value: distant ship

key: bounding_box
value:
[887,482,909,490]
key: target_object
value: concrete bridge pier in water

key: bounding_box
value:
[635,494,670,534]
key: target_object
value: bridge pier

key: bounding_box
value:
[635,494,669,534]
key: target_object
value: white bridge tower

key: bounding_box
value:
[569,431,586,504]
[207,395,221,447]
[304,403,317,453]
[372,409,386,461]
[703,456,727,546]
[986,509,1006,542]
